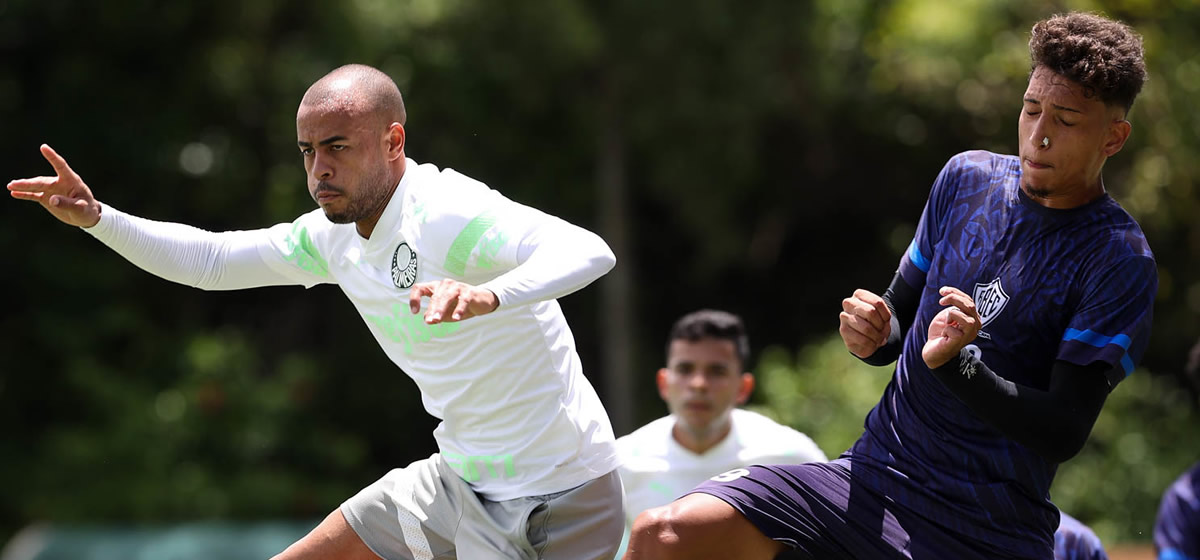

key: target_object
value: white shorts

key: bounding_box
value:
[341,453,624,559]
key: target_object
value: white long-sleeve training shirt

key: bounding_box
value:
[85,159,620,500]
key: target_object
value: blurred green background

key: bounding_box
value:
[1,0,1197,553]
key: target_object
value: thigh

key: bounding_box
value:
[527,468,625,560]
[340,454,464,560]
[690,461,908,560]
[626,493,785,560]
[272,509,382,560]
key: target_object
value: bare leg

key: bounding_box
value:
[272,509,382,560]
[624,493,786,560]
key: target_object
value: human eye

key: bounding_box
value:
[330,144,347,151]
[299,147,313,156]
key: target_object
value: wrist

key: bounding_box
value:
[930,348,977,379]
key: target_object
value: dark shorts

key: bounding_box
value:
[689,459,1050,560]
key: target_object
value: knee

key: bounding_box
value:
[625,504,687,558]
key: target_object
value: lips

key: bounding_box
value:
[315,190,342,201]
[1024,158,1052,170]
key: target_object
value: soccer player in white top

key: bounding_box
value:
[614,310,826,556]
[9,64,623,560]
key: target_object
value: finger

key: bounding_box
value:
[48,194,91,209]
[450,294,472,321]
[40,144,77,179]
[409,283,435,314]
[839,323,878,357]
[427,280,459,323]
[840,312,885,346]
[844,297,886,331]
[944,309,978,331]
[7,176,58,192]
[8,190,46,201]
[939,291,978,319]
[871,298,892,323]
[852,289,883,304]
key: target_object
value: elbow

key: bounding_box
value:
[1034,427,1091,464]
[598,246,617,275]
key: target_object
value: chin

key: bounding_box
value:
[321,209,354,224]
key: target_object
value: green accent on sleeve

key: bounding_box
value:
[283,221,330,277]
[475,231,508,271]
[444,211,497,276]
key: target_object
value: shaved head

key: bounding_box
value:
[300,64,406,127]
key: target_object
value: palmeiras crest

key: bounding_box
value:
[392,242,418,289]
[972,277,1009,337]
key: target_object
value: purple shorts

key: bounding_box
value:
[689,459,1051,560]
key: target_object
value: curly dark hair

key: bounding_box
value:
[1029,12,1146,113]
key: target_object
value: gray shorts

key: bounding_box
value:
[341,453,624,559]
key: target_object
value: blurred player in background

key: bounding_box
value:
[614,309,825,557]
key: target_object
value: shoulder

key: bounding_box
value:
[616,416,674,457]
[732,410,824,457]
[731,408,799,433]
[1091,197,1155,261]
[406,160,501,216]
[936,151,1018,189]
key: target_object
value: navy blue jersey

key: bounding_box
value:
[1155,462,1200,560]
[848,151,1156,557]
[1055,512,1107,560]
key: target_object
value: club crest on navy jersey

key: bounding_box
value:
[973,278,1009,337]
[392,242,418,289]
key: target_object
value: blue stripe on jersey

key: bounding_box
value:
[907,240,931,273]
[1161,549,1198,560]
[1062,328,1134,375]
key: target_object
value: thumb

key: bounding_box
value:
[49,194,89,209]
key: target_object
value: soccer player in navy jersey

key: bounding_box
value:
[624,12,1156,560]
[1155,462,1200,560]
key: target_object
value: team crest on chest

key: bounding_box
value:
[391,242,418,289]
[972,278,1009,336]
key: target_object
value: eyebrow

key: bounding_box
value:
[1023,98,1082,114]
[297,135,348,148]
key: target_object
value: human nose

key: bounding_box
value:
[311,152,334,180]
[687,372,709,392]
[1028,115,1050,150]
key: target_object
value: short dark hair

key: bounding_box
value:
[1029,12,1146,113]
[667,310,750,369]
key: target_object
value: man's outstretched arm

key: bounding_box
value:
[9,144,299,291]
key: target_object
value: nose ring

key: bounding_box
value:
[1041,137,1050,148]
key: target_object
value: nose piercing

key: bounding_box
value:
[1041,137,1050,148]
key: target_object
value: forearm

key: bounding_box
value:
[84,203,292,290]
[930,351,1109,463]
[479,216,615,308]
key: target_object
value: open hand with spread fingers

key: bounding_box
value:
[839,288,893,359]
[8,144,102,228]
[409,278,499,324]
[922,286,982,369]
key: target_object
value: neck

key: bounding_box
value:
[1023,174,1106,210]
[355,164,405,239]
[672,418,733,455]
